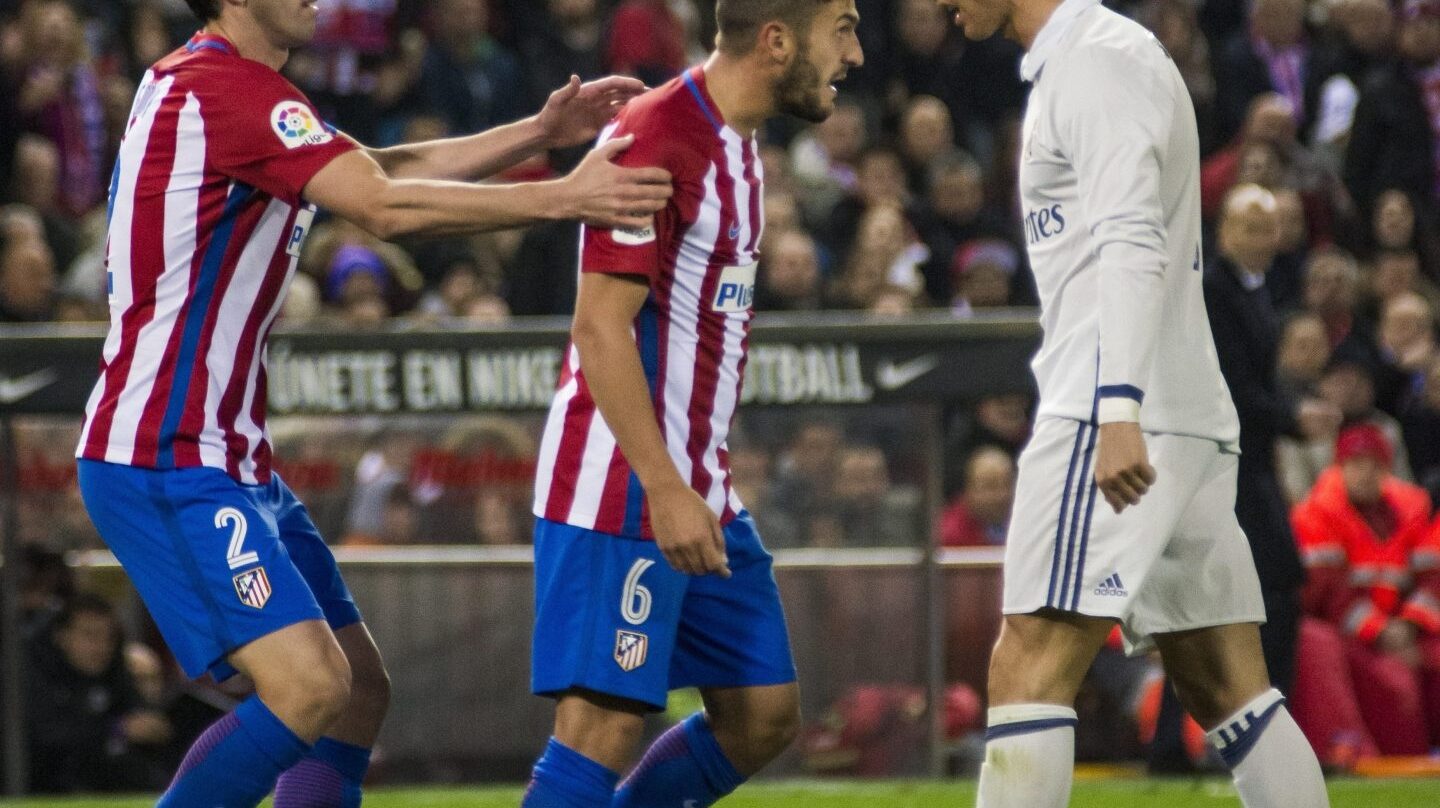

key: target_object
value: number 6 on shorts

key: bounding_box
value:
[621,558,655,625]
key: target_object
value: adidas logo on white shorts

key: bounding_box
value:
[1094,573,1128,597]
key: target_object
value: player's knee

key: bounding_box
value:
[717,696,801,769]
[278,646,352,729]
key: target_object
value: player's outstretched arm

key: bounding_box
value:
[303,134,671,240]
[571,272,730,578]
[365,76,646,182]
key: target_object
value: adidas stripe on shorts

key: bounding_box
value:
[1002,416,1266,653]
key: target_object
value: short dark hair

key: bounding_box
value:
[715,0,829,55]
[184,0,221,21]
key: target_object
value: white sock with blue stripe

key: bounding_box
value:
[976,704,1078,808]
[1206,689,1329,807]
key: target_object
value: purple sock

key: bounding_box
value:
[274,737,371,808]
[158,696,308,808]
[613,713,744,808]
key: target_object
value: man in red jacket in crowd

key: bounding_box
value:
[1290,423,1440,761]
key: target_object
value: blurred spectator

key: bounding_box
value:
[897,95,955,193]
[814,445,922,548]
[1276,311,1333,403]
[915,152,1020,304]
[818,146,909,260]
[939,446,1014,547]
[829,204,927,310]
[420,0,525,137]
[0,226,59,322]
[1212,0,1333,149]
[518,0,604,110]
[1311,0,1395,170]
[1401,358,1440,497]
[789,97,866,225]
[26,594,173,792]
[1314,356,1416,478]
[1370,249,1437,317]
[1290,424,1440,758]
[605,0,688,87]
[1368,188,1440,283]
[1304,246,1375,359]
[18,545,73,639]
[1344,0,1440,215]
[948,238,1018,316]
[1269,187,1310,309]
[284,0,423,142]
[10,136,81,272]
[756,229,824,312]
[343,430,420,543]
[728,444,801,549]
[1205,184,1340,694]
[1378,292,1438,406]
[13,0,110,217]
[771,419,843,528]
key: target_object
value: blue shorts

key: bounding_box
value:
[77,459,361,681]
[531,511,797,711]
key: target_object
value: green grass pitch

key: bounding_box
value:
[3,779,1439,807]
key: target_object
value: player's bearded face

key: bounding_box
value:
[776,40,833,123]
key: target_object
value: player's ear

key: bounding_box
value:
[760,20,796,66]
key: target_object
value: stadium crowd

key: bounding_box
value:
[9,0,1440,790]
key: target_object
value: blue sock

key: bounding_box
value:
[613,713,745,808]
[523,738,620,808]
[158,696,310,808]
[274,737,371,808]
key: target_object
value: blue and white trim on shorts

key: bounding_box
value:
[1046,393,1102,611]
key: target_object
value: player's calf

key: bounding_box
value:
[703,682,801,774]
[977,612,1112,808]
[1157,623,1329,807]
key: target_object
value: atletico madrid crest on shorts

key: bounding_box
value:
[614,630,648,672]
[233,567,272,609]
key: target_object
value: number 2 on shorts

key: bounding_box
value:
[216,507,258,570]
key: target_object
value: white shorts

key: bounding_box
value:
[1004,416,1266,653]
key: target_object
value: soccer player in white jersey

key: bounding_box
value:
[936,0,1329,805]
[74,0,670,805]
[522,3,862,807]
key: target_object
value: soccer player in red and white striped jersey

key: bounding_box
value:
[73,0,671,805]
[524,3,863,808]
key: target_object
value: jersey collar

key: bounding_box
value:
[185,32,235,55]
[1020,0,1102,82]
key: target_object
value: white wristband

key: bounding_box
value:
[1097,397,1141,424]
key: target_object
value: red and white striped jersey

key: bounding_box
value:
[77,33,355,484]
[533,67,763,539]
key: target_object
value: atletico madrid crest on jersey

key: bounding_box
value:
[614,630,648,672]
[233,567,272,609]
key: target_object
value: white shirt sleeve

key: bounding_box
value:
[1054,45,1176,423]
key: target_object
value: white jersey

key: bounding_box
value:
[1018,0,1239,445]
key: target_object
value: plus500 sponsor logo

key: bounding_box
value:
[1024,204,1066,244]
[712,263,757,313]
